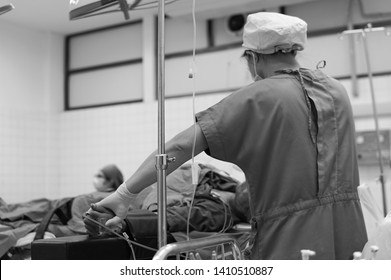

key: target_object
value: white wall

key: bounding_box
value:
[56,93,232,199]
[0,21,63,202]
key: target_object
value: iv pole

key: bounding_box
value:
[155,0,170,248]
[342,24,390,216]
[69,0,175,248]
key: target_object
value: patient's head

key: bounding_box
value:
[93,164,124,192]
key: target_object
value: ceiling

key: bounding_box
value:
[0,0,321,35]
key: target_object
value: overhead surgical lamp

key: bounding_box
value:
[69,0,178,20]
[0,3,14,15]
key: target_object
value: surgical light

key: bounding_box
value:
[69,0,178,20]
[0,3,14,15]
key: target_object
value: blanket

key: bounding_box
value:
[0,197,58,258]
[136,163,241,232]
[0,192,110,258]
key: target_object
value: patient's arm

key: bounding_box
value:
[125,122,208,194]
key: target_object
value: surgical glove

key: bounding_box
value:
[84,206,123,236]
[87,182,138,228]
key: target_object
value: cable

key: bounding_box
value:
[189,0,197,164]
[186,0,198,246]
[83,214,158,260]
[186,182,197,241]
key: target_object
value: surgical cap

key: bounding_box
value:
[242,12,307,54]
[100,164,123,190]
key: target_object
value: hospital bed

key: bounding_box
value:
[1,163,251,260]
[153,234,243,260]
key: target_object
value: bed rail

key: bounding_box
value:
[152,234,243,260]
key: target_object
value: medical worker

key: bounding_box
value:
[84,12,367,259]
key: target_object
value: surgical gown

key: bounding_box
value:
[196,68,367,259]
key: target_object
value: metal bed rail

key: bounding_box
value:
[153,234,243,260]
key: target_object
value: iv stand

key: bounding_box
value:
[342,24,389,216]
[155,0,170,248]
[69,0,173,249]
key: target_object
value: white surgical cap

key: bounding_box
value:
[242,12,307,54]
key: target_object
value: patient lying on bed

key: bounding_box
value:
[48,164,124,237]
[85,163,251,243]
[1,162,250,259]
[0,164,123,259]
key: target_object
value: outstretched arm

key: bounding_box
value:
[124,122,208,194]
[84,122,208,232]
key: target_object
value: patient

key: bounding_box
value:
[85,163,251,237]
[48,164,123,237]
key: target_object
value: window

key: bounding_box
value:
[65,21,143,110]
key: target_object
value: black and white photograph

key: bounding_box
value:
[1,0,391,278]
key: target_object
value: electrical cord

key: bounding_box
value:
[83,214,158,260]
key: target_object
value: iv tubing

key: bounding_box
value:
[190,0,197,163]
[186,0,198,243]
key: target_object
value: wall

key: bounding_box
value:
[0,21,63,202]
[56,93,233,199]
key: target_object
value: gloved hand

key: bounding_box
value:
[83,182,138,234]
[83,204,123,236]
